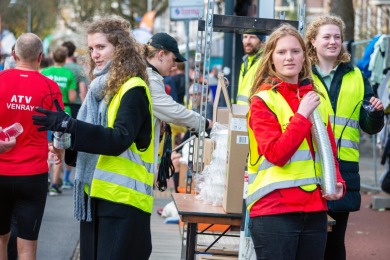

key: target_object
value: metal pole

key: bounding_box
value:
[147,0,152,12]
[373,134,378,187]
[223,0,234,105]
[27,3,31,32]
[0,15,2,56]
[298,0,306,36]
[184,20,190,107]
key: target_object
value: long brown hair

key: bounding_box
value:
[85,15,148,99]
[305,15,350,66]
[249,24,312,101]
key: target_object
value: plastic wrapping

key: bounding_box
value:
[310,109,337,195]
[195,122,228,206]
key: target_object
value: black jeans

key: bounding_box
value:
[325,211,349,260]
[249,211,328,260]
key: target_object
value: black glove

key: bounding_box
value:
[32,99,75,133]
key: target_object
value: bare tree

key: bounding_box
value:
[1,0,60,37]
[328,0,354,41]
[0,1,11,17]
[62,0,168,31]
[1,0,170,39]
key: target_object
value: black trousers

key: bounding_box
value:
[79,196,152,260]
[325,211,350,260]
[249,211,328,260]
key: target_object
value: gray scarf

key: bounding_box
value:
[74,62,110,221]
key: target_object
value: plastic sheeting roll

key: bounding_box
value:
[310,109,337,195]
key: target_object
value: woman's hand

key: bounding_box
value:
[297,91,320,118]
[369,97,384,112]
[323,182,344,200]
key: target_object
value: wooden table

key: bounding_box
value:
[172,193,241,260]
[172,193,336,260]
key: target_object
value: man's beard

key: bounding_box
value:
[246,44,261,55]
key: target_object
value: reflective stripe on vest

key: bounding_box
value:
[237,53,262,105]
[330,116,359,129]
[246,89,327,211]
[91,77,155,213]
[335,138,359,150]
[313,67,364,162]
[246,176,320,208]
[119,149,154,174]
[237,95,250,104]
[94,168,153,196]
[248,150,320,184]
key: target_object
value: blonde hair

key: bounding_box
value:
[143,44,170,60]
[305,15,350,66]
[249,24,313,100]
[85,15,148,99]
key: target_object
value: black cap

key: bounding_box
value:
[147,33,186,62]
[242,29,267,42]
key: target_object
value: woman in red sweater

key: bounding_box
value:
[246,24,345,260]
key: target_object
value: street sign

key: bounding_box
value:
[169,0,204,21]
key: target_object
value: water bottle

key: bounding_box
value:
[53,132,71,149]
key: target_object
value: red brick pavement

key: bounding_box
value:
[345,192,390,260]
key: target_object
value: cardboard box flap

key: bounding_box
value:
[231,104,249,116]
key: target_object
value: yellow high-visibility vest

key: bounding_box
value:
[237,52,262,105]
[246,89,328,210]
[91,77,155,213]
[313,67,364,162]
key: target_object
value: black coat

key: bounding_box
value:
[312,62,384,212]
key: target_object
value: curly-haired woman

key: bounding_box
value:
[32,15,154,259]
[305,15,384,260]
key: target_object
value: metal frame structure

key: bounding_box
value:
[187,1,299,194]
[181,1,304,258]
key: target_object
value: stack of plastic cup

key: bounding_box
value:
[0,123,23,141]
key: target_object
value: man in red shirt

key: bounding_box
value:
[0,33,63,259]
